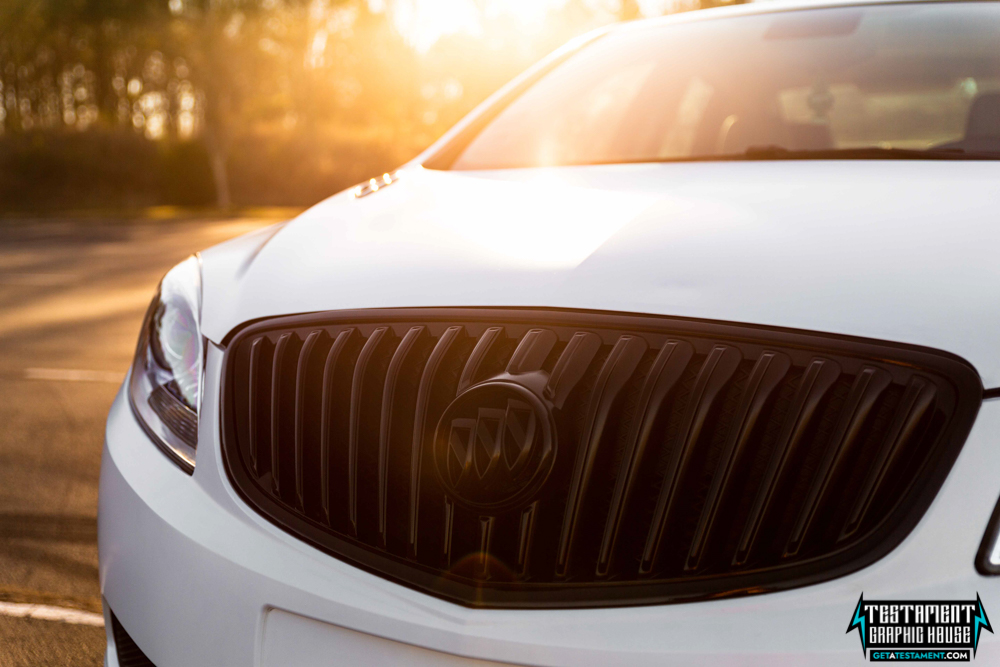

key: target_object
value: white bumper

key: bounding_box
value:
[99,344,1000,666]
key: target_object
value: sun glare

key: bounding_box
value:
[389,0,481,53]
[485,0,564,25]
[388,0,571,53]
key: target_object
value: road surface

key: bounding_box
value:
[0,217,278,666]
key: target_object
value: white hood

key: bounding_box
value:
[200,160,1000,386]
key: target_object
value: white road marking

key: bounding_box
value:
[24,368,123,384]
[0,601,104,626]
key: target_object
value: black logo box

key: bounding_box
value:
[849,595,992,654]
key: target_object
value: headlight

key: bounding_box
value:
[129,256,203,473]
[978,498,1000,575]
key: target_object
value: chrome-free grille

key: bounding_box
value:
[221,309,980,608]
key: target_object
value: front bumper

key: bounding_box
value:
[99,344,1000,666]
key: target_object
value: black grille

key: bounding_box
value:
[221,309,980,608]
[111,611,156,667]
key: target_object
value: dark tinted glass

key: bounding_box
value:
[451,3,1000,168]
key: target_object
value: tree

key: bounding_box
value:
[0,0,676,210]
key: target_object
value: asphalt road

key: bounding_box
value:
[0,217,277,666]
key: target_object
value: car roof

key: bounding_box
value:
[614,0,994,33]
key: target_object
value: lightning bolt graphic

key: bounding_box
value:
[847,593,867,656]
[974,593,993,657]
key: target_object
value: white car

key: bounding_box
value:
[100,1,1000,664]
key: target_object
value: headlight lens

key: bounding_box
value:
[978,498,1000,575]
[129,256,203,473]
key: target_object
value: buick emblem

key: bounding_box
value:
[433,382,555,512]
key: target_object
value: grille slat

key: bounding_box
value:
[294,330,324,509]
[442,498,455,565]
[556,334,646,577]
[785,365,891,557]
[247,337,265,476]
[842,377,937,540]
[517,501,538,575]
[458,326,502,393]
[222,309,981,609]
[319,328,356,524]
[377,325,426,547]
[477,516,495,578]
[734,357,841,566]
[687,350,790,571]
[598,339,694,577]
[408,325,464,556]
[348,326,389,535]
[641,344,742,575]
[544,331,601,408]
[270,332,296,497]
[507,328,556,374]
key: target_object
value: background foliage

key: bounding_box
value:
[0,0,735,211]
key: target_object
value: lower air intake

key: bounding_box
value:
[111,611,156,667]
[221,309,980,608]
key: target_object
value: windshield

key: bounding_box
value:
[448,2,1000,169]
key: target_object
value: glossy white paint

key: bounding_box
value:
[261,610,516,667]
[99,346,1000,665]
[202,160,1000,386]
[104,1,1000,661]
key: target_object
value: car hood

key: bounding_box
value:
[200,161,1000,386]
